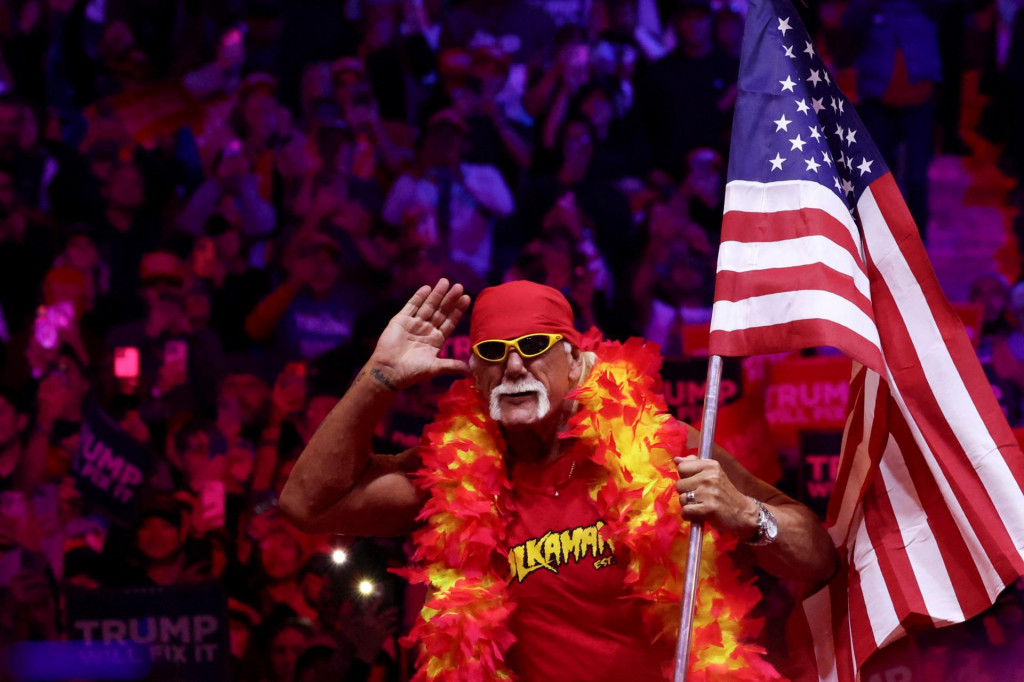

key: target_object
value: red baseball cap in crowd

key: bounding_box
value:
[470,280,580,347]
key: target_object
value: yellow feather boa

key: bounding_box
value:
[400,336,781,681]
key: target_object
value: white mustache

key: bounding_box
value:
[489,378,550,422]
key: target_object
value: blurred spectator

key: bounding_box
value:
[970,273,1019,422]
[91,159,162,316]
[519,116,635,276]
[0,95,48,207]
[122,494,210,587]
[330,58,410,181]
[105,250,225,418]
[245,232,372,360]
[177,135,277,242]
[256,525,318,620]
[190,218,272,354]
[0,568,59,642]
[0,388,28,491]
[842,0,953,235]
[639,0,738,176]
[265,618,314,682]
[419,46,533,179]
[0,159,56,337]
[382,109,513,280]
[441,0,557,71]
[634,240,714,355]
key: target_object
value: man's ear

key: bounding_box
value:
[468,356,485,394]
[567,346,583,385]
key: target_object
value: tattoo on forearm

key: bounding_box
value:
[369,367,398,391]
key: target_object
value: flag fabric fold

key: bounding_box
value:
[708,1,1024,679]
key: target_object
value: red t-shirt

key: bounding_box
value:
[505,454,672,681]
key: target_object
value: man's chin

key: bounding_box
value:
[495,408,539,426]
[493,398,545,427]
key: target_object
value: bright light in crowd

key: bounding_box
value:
[357,579,376,596]
[331,548,348,565]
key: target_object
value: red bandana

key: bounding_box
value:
[470,280,581,346]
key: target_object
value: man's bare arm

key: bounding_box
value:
[279,279,471,537]
[676,427,839,587]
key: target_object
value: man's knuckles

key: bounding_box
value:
[675,458,723,477]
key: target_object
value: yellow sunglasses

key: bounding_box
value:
[472,333,564,362]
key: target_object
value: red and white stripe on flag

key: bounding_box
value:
[710,173,1024,680]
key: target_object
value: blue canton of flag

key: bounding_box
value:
[727,2,881,213]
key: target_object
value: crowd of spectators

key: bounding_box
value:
[0,0,1023,680]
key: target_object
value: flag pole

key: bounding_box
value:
[672,354,725,682]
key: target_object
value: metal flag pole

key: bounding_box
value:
[671,354,725,682]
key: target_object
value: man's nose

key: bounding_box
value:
[503,350,526,378]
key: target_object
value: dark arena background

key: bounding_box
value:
[1,0,1023,680]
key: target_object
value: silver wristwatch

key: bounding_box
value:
[746,498,778,547]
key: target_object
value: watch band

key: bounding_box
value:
[746,498,778,547]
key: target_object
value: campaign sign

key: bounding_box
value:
[766,355,852,446]
[798,430,844,520]
[66,581,229,682]
[72,403,152,521]
[439,333,472,363]
[384,411,433,452]
[661,357,743,424]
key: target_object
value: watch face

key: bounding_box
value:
[764,511,779,540]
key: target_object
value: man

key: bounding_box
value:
[281,279,836,679]
[123,495,209,587]
[245,232,372,360]
[382,110,514,281]
[842,0,954,235]
[639,0,738,176]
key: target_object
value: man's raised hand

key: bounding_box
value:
[368,279,472,390]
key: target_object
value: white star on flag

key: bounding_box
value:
[842,178,854,195]
[807,69,822,87]
[837,98,845,114]
[774,114,792,132]
[795,99,810,114]
[805,157,821,173]
[830,96,838,113]
[789,134,807,151]
[822,151,833,166]
[784,45,796,58]
[846,128,858,146]
[809,125,822,141]
[769,153,786,171]
[837,151,847,168]
[857,157,874,176]
[833,176,842,191]
[779,75,796,92]
[804,40,815,58]
[778,17,792,35]
[811,97,825,114]
[834,124,844,140]
[824,70,831,85]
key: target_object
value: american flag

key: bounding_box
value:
[708,1,1024,680]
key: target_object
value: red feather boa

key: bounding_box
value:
[400,336,782,681]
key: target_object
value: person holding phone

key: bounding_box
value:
[175,128,276,240]
[281,279,837,680]
[105,250,225,416]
